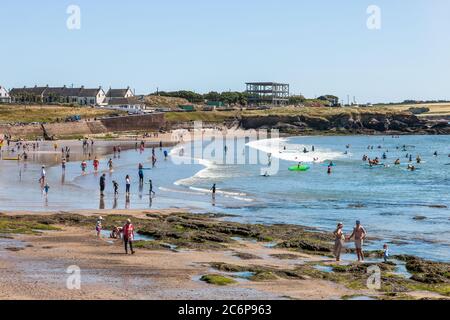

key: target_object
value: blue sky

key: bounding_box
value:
[1,0,449,103]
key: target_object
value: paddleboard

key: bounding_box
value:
[289,165,310,172]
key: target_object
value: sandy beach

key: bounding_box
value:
[0,132,449,300]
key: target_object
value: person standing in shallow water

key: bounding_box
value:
[100,174,106,197]
[333,222,345,262]
[210,184,217,199]
[138,163,144,185]
[125,175,131,195]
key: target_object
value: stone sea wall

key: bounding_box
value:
[1,113,166,139]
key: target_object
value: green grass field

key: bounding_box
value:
[380,103,450,117]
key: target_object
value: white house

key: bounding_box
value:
[77,87,106,106]
[105,97,146,114]
[105,87,134,103]
[0,85,11,103]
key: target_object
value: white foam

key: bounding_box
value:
[247,138,346,163]
[170,143,254,202]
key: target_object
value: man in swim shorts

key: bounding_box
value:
[347,220,367,262]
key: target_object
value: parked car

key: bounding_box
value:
[65,115,82,122]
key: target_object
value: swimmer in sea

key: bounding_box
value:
[395,159,401,165]
[416,155,422,164]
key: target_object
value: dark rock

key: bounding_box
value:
[389,120,408,131]
[278,239,332,253]
[233,252,262,260]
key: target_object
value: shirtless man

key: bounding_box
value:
[347,220,367,262]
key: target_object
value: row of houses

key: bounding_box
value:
[0,85,149,113]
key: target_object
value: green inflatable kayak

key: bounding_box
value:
[289,165,310,172]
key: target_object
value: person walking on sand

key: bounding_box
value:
[100,174,106,197]
[96,216,104,238]
[347,220,367,262]
[123,219,135,255]
[108,158,113,171]
[333,222,345,262]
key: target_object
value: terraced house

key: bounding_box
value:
[9,85,106,106]
[105,87,135,103]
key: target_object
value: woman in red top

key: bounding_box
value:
[123,219,136,255]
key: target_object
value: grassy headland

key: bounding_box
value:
[165,106,412,124]
[0,104,126,124]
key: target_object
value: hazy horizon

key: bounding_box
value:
[1,0,449,104]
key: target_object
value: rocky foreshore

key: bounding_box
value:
[239,112,450,135]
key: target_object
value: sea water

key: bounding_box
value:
[0,135,448,262]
